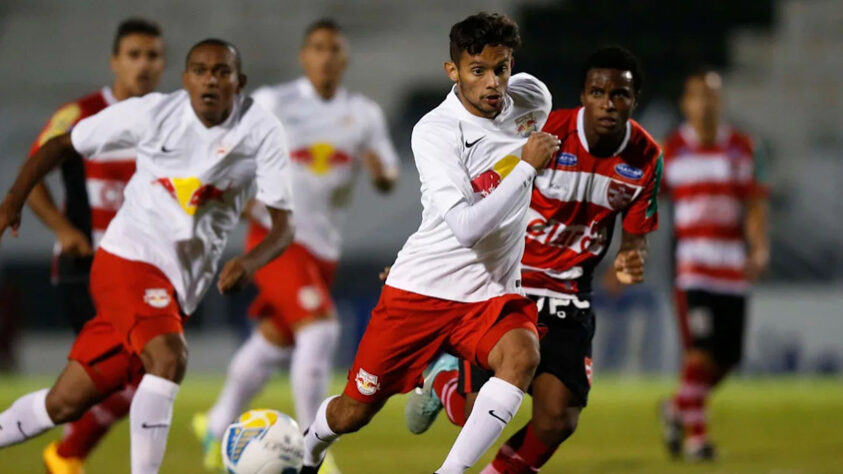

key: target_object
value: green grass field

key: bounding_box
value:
[0,375,840,473]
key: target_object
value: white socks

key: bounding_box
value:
[130,374,179,474]
[0,389,54,447]
[291,319,340,427]
[208,331,292,438]
[302,396,340,468]
[437,377,524,474]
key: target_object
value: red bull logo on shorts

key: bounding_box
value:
[355,368,381,396]
[154,177,227,215]
[291,143,351,175]
[470,155,520,197]
[144,288,171,309]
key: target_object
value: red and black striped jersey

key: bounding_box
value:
[521,107,662,298]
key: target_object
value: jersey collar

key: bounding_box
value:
[183,91,241,135]
[101,86,118,106]
[679,122,731,148]
[576,107,631,156]
[297,76,346,103]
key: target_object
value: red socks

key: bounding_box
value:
[432,370,467,427]
[483,423,557,474]
[672,358,714,446]
[57,386,134,459]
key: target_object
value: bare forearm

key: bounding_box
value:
[620,231,649,262]
[5,134,76,210]
[241,208,294,272]
[745,198,769,252]
[27,181,75,234]
[363,150,398,194]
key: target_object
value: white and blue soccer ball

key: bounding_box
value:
[222,409,305,474]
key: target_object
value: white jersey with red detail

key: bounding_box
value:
[29,87,136,260]
[249,78,399,261]
[386,73,552,302]
[662,123,767,294]
[522,108,662,298]
[70,90,293,314]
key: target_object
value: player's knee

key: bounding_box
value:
[534,408,580,446]
[142,338,188,383]
[45,388,89,424]
[501,339,540,378]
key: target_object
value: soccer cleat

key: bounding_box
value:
[301,462,323,474]
[659,399,683,459]
[404,353,459,434]
[684,440,717,462]
[191,412,223,471]
[43,441,85,474]
[317,451,342,474]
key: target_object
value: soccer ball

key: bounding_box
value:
[222,409,305,474]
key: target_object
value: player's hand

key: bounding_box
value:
[613,249,645,284]
[745,245,769,281]
[217,257,254,294]
[521,132,561,171]
[0,197,23,246]
[379,266,391,282]
[56,225,93,257]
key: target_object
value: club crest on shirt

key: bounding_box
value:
[355,368,381,396]
[144,288,171,309]
[470,155,520,197]
[607,180,637,210]
[515,113,538,137]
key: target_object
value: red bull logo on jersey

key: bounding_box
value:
[471,155,520,197]
[291,143,351,175]
[515,112,539,137]
[355,368,381,396]
[607,180,637,210]
[154,177,227,215]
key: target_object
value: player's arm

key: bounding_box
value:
[28,181,93,256]
[744,196,769,280]
[613,231,649,284]
[362,102,400,193]
[217,206,294,294]
[438,132,560,248]
[363,150,398,193]
[0,133,80,245]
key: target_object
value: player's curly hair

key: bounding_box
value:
[580,46,644,96]
[449,12,521,63]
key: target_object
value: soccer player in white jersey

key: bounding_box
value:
[0,39,294,474]
[299,13,560,474]
[196,19,399,472]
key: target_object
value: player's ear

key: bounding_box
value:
[237,74,248,93]
[445,61,459,83]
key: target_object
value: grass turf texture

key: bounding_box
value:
[0,375,840,473]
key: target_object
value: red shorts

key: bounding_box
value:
[344,285,538,403]
[67,249,184,393]
[246,223,337,338]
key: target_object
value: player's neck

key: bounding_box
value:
[585,126,625,157]
[311,79,339,100]
[111,81,132,102]
[691,121,719,147]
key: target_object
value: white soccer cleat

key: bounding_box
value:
[404,353,459,434]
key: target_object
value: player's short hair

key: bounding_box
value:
[186,38,243,74]
[580,46,644,96]
[449,12,521,63]
[303,18,343,42]
[684,65,723,90]
[112,18,162,56]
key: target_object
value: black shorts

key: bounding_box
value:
[459,294,596,407]
[677,289,746,368]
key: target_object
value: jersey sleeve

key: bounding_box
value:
[254,120,293,212]
[362,100,400,176]
[70,97,148,159]
[622,153,662,234]
[411,121,473,217]
[29,102,84,157]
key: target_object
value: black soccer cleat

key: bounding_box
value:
[659,398,683,459]
[684,441,717,462]
[300,462,323,474]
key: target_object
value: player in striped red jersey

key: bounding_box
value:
[404,46,663,474]
[659,70,769,461]
[25,18,165,473]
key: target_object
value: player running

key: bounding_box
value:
[24,18,165,473]
[659,69,769,461]
[299,13,559,474]
[0,39,294,474]
[195,18,399,472]
[404,45,663,474]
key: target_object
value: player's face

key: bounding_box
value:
[580,68,637,137]
[681,73,722,130]
[110,34,165,97]
[299,28,348,92]
[446,45,513,118]
[183,45,246,127]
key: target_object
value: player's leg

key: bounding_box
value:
[437,297,540,474]
[290,314,341,429]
